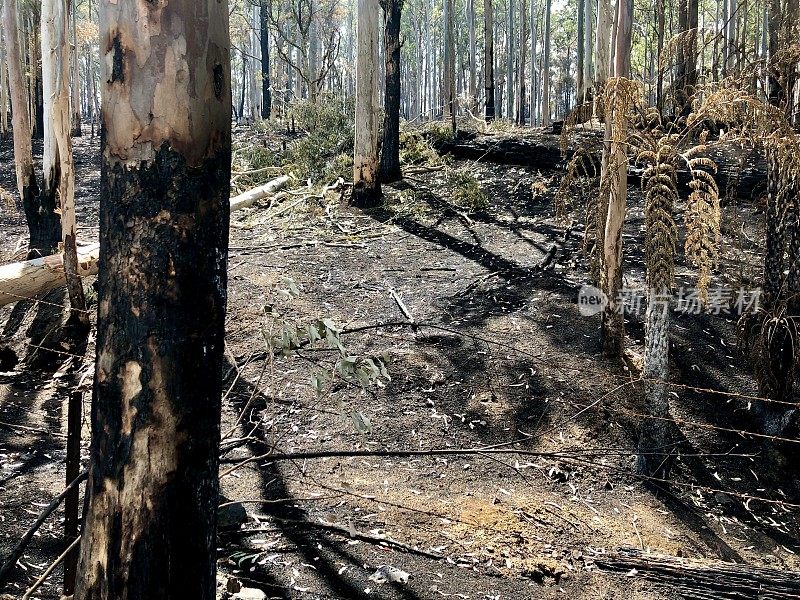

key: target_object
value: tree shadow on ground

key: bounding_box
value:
[220,357,425,600]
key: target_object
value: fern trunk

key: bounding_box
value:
[637,294,674,478]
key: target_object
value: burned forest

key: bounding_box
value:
[0,0,799,598]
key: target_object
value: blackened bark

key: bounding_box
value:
[675,0,699,115]
[484,0,495,122]
[260,1,271,119]
[77,141,230,599]
[379,0,403,183]
[24,174,60,258]
[35,72,45,140]
[637,293,676,479]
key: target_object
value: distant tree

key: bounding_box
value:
[260,0,272,119]
[541,0,552,126]
[70,0,82,136]
[74,1,232,597]
[484,0,496,121]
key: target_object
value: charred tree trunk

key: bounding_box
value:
[675,0,699,114]
[352,0,382,206]
[577,0,586,103]
[750,145,799,435]
[260,0,271,119]
[379,0,403,183]
[3,0,56,257]
[484,0,495,121]
[73,1,232,598]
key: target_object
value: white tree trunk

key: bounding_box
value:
[249,3,262,122]
[70,0,81,135]
[42,0,86,320]
[506,0,515,119]
[595,0,613,91]
[467,0,477,110]
[0,8,8,137]
[600,0,633,357]
[352,0,381,205]
[541,0,552,126]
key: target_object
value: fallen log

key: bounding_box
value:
[593,547,800,600]
[230,175,291,211]
[430,130,768,200]
[0,177,292,309]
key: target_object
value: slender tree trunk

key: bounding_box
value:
[0,10,8,138]
[583,0,593,98]
[517,0,528,124]
[379,0,403,183]
[42,0,87,324]
[530,1,538,125]
[467,0,477,110]
[485,0,496,121]
[541,0,552,126]
[601,0,633,358]
[506,0,515,119]
[577,0,586,103]
[595,0,613,96]
[260,1,271,119]
[70,0,81,136]
[249,3,262,122]
[353,0,381,206]
[74,1,232,598]
[443,0,457,132]
[309,1,319,102]
[4,0,58,257]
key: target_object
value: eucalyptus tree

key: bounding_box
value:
[485,0,496,121]
[41,0,86,322]
[74,1,232,596]
[353,0,381,205]
[380,0,404,182]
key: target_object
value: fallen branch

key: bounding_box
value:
[0,470,88,586]
[20,536,81,600]
[229,175,291,212]
[593,547,800,600]
[231,517,443,560]
[0,177,293,308]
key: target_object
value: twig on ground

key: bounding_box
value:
[0,470,88,586]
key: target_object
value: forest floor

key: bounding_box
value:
[0,123,798,600]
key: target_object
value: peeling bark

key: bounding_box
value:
[42,0,87,324]
[74,1,232,598]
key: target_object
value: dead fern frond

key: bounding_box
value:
[640,135,679,293]
[555,145,602,221]
[684,153,721,302]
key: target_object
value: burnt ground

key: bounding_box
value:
[0,125,798,600]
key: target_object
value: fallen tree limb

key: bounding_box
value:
[0,177,293,309]
[229,175,291,211]
[593,547,800,600]
[0,470,88,586]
